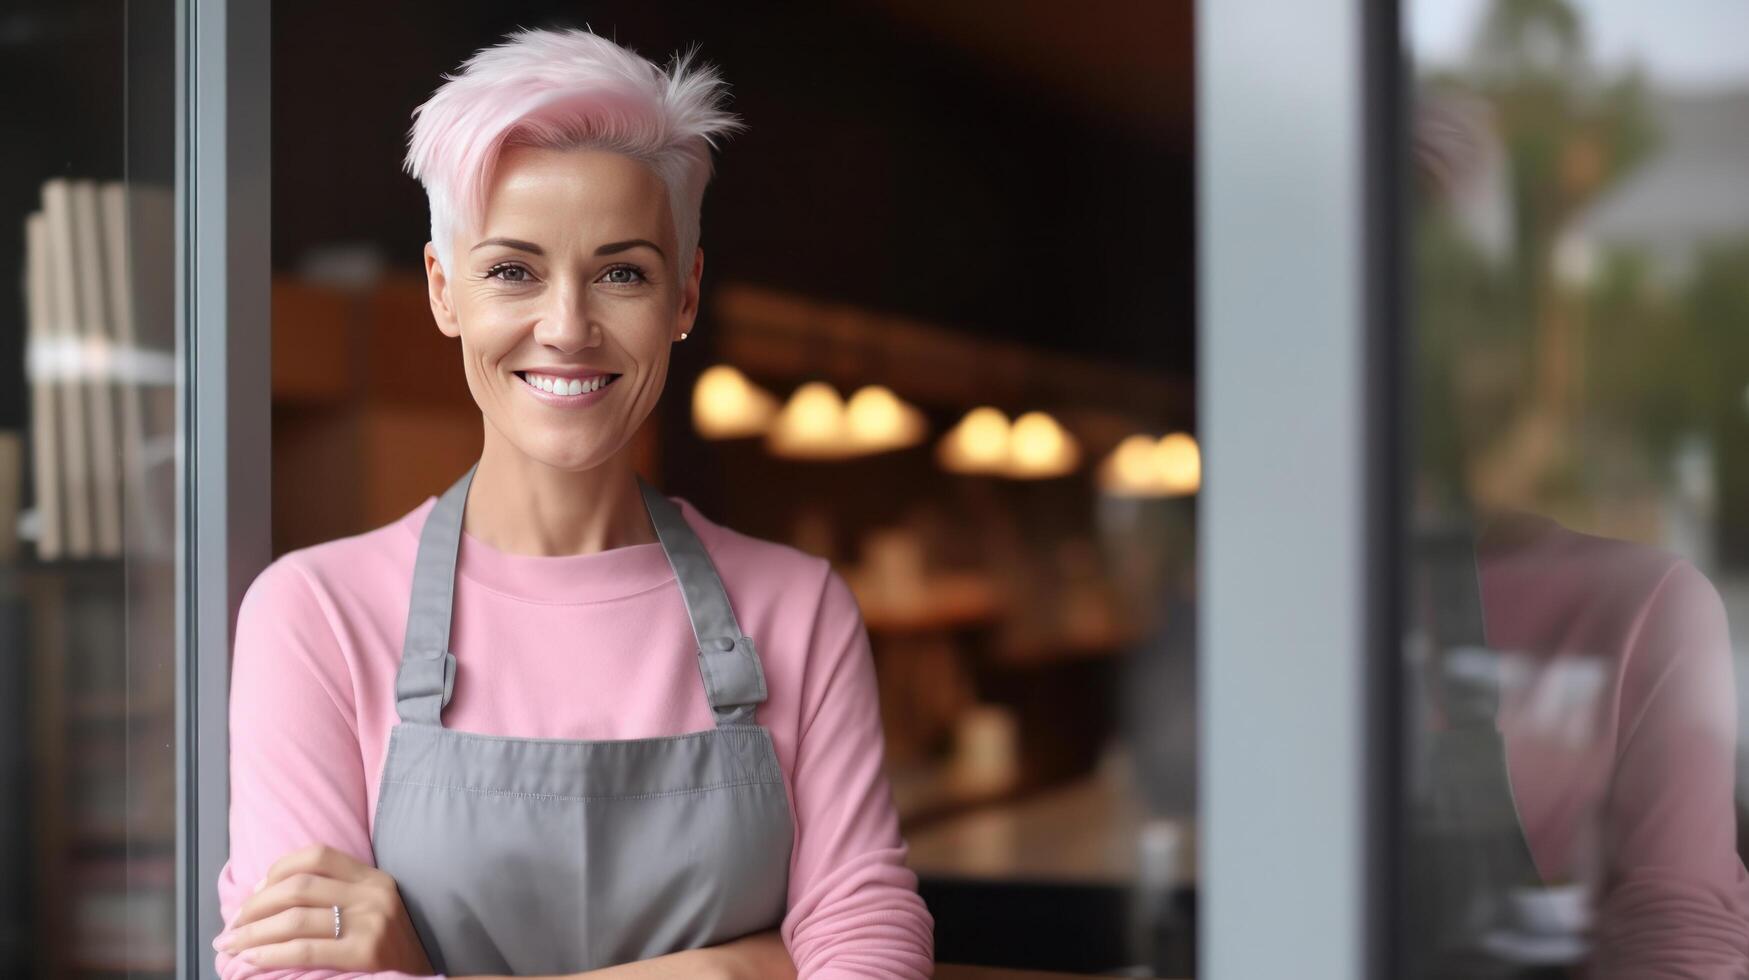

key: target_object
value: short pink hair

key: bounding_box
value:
[404,27,746,274]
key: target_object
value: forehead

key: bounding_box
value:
[480,144,673,243]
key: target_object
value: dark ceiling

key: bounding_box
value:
[272,2,1196,376]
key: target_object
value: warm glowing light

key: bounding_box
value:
[1099,430,1201,496]
[1103,434,1162,494]
[938,407,1083,478]
[692,364,777,439]
[1005,411,1079,478]
[845,385,927,453]
[1154,432,1201,495]
[767,381,852,458]
[937,406,1012,474]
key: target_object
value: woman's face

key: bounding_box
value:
[424,144,702,472]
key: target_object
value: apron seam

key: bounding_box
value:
[393,724,746,748]
[378,775,785,803]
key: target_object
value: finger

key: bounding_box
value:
[221,905,338,956]
[237,935,345,970]
[228,871,350,931]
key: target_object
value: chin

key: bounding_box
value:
[520,436,621,473]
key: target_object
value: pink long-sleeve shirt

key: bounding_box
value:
[1479,513,1749,975]
[214,491,935,979]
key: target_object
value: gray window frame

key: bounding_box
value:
[1196,0,1401,976]
[176,0,271,975]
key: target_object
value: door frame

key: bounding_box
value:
[177,0,272,975]
[1196,0,1404,975]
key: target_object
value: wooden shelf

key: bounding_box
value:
[905,765,1182,888]
[12,553,175,979]
[850,570,1003,635]
[891,761,1024,829]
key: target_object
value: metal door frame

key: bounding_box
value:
[1197,0,1403,975]
[176,0,271,975]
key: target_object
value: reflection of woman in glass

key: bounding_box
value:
[1411,91,1749,976]
[209,28,933,979]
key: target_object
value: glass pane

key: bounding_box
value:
[1,0,180,975]
[1403,0,1749,973]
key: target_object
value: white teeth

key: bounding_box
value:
[523,371,613,395]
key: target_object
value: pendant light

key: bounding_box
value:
[845,384,927,454]
[1099,431,1200,496]
[766,381,853,459]
[1004,411,1079,479]
[1154,431,1201,495]
[692,364,778,439]
[937,406,1012,474]
[1102,434,1164,495]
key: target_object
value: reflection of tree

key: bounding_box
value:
[1582,243,1749,459]
[1682,242,1749,561]
[1470,0,1654,416]
[1417,0,1695,530]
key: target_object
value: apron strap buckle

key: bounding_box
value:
[698,634,767,726]
[395,648,458,726]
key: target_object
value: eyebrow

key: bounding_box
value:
[470,237,666,259]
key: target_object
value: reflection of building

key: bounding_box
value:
[1559,90,1749,284]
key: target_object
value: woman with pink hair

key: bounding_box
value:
[207,26,934,979]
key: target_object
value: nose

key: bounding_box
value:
[531,280,603,354]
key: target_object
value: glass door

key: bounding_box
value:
[1199,1,1749,976]
[3,1,179,974]
[1399,0,1749,974]
[0,1,269,977]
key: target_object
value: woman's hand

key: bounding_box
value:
[214,843,434,974]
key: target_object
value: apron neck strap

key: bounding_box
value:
[393,464,768,729]
[638,475,768,727]
[393,463,475,726]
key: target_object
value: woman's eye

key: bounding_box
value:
[485,263,531,283]
[600,265,648,286]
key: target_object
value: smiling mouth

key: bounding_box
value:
[514,371,622,396]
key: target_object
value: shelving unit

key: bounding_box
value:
[6,557,176,978]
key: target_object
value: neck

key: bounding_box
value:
[461,431,659,557]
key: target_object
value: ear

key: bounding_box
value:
[676,245,704,342]
[425,242,461,339]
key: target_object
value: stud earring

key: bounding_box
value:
[679,332,689,340]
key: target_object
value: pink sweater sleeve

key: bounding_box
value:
[215,557,443,980]
[779,568,935,979]
[1591,561,1749,977]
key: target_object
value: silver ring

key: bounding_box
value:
[332,904,342,939]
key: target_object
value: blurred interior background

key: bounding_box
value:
[4,0,1749,977]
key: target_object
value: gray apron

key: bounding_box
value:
[1405,522,1554,978]
[370,464,795,975]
